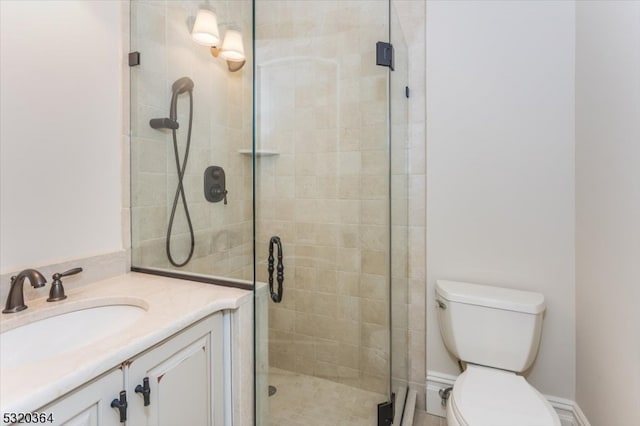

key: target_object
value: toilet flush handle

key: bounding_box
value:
[436,299,447,310]
[439,387,453,406]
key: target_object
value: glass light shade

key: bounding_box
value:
[220,30,245,61]
[191,9,220,46]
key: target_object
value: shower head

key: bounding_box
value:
[172,77,194,95]
[150,77,194,130]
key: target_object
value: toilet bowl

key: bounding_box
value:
[446,365,560,426]
[435,280,561,426]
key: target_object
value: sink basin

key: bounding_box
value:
[0,304,146,369]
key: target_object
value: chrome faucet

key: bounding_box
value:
[3,269,47,313]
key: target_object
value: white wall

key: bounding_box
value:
[426,0,576,399]
[0,1,124,272]
[575,2,640,425]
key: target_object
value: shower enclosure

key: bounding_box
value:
[129,0,410,424]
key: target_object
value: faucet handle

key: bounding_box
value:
[47,267,83,302]
[54,267,83,279]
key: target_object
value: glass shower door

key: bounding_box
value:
[129,0,254,283]
[253,1,408,424]
[128,0,410,423]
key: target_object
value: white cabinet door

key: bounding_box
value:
[127,313,224,426]
[41,368,123,426]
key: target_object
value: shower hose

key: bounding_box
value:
[166,88,195,267]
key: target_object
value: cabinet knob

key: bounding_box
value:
[135,377,151,406]
[110,390,128,423]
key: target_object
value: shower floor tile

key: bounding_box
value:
[267,367,385,426]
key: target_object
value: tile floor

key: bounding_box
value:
[266,368,445,426]
[413,409,447,426]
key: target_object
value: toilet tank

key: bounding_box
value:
[435,280,546,373]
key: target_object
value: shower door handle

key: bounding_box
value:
[268,236,284,303]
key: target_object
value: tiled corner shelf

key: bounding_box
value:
[238,149,280,157]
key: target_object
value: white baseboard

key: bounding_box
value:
[425,370,456,418]
[572,403,591,426]
[426,371,591,426]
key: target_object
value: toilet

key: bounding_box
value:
[435,280,561,426]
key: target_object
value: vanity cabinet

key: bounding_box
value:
[127,313,224,426]
[40,369,123,426]
[39,313,226,426]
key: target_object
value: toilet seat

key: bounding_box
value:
[449,365,560,426]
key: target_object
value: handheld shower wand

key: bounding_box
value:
[149,76,196,267]
[171,76,194,94]
[149,77,195,130]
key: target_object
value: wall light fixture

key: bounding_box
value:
[191,9,220,46]
[191,9,246,72]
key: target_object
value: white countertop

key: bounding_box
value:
[0,272,251,414]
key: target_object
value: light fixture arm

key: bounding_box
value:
[209,45,245,72]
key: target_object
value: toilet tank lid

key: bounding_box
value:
[436,280,545,314]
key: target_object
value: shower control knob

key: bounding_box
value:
[210,187,228,205]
